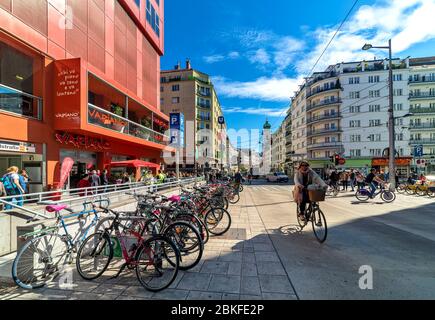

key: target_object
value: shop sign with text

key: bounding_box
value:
[55,132,110,151]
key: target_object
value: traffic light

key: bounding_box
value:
[334,154,340,166]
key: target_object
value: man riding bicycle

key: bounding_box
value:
[294,162,328,221]
[366,168,385,198]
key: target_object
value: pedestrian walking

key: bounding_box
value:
[1,166,25,209]
[101,169,109,193]
[349,169,356,192]
[77,174,91,197]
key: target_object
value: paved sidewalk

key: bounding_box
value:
[0,190,298,300]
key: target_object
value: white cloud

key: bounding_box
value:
[249,49,271,65]
[213,76,302,102]
[204,51,241,64]
[204,55,226,63]
[215,0,435,103]
[223,106,289,117]
[228,51,240,59]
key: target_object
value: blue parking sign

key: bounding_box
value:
[414,145,424,157]
[169,113,184,147]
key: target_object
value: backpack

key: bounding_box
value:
[1,174,17,195]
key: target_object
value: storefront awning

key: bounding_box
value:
[110,160,160,169]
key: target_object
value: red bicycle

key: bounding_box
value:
[76,208,180,292]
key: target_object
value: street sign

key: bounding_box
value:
[218,116,225,125]
[169,113,185,147]
[414,145,424,157]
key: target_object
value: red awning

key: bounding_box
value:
[110,160,160,169]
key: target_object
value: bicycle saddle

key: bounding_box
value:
[46,204,68,213]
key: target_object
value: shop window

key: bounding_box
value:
[0,41,43,119]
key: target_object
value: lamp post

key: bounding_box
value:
[363,39,396,191]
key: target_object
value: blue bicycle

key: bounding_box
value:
[12,199,110,289]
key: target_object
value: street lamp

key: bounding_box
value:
[362,39,396,191]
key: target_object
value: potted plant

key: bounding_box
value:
[111,103,125,117]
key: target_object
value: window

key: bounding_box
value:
[369,105,381,112]
[395,133,404,141]
[369,75,380,83]
[395,118,403,126]
[370,149,382,156]
[349,77,360,84]
[349,92,360,99]
[393,89,403,96]
[146,0,160,37]
[172,85,180,92]
[369,90,380,98]
[369,120,381,127]
[394,103,403,111]
[349,106,360,113]
[350,120,361,127]
[350,135,361,142]
[350,149,361,157]
[393,74,402,81]
[172,97,180,104]
[368,134,381,142]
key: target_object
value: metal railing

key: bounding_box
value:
[409,107,435,114]
[88,104,169,145]
[409,123,435,129]
[306,86,341,99]
[409,77,435,84]
[409,139,435,145]
[307,127,342,136]
[409,92,435,99]
[0,178,203,219]
[307,142,343,149]
[307,99,342,111]
[307,113,341,124]
[0,83,43,120]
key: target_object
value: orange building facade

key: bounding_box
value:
[0,0,169,192]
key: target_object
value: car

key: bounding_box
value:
[266,172,289,183]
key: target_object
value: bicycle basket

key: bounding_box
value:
[308,189,326,202]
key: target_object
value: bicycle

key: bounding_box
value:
[76,207,180,292]
[12,199,110,289]
[296,189,328,243]
[355,183,396,203]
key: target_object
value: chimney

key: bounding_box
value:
[174,61,181,70]
[186,59,191,70]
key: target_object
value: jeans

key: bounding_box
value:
[350,179,356,190]
[4,191,23,210]
[369,183,377,197]
[299,189,310,214]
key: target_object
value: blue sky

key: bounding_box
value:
[161,0,435,149]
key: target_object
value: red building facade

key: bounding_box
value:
[0,0,169,192]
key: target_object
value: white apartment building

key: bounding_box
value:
[340,58,411,171]
[271,122,286,172]
[290,86,308,165]
[287,56,431,176]
[408,57,435,173]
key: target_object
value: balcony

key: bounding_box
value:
[306,85,341,99]
[409,107,435,114]
[409,139,435,145]
[306,98,342,111]
[409,123,435,130]
[197,103,211,109]
[409,92,435,100]
[307,142,343,150]
[197,115,211,121]
[197,91,211,97]
[409,77,435,85]
[0,84,43,120]
[307,72,338,87]
[307,113,341,124]
[307,127,342,137]
[88,104,168,145]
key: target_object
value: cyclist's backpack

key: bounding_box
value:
[1,174,17,195]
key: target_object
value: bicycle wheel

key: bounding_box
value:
[176,213,209,244]
[136,235,179,292]
[204,208,232,236]
[228,193,240,204]
[380,190,396,203]
[396,184,406,194]
[311,208,327,243]
[405,186,416,195]
[239,185,244,192]
[12,233,69,289]
[355,189,370,201]
[416,187,427,197]
[164,221,203,270]
[76,232,113,280]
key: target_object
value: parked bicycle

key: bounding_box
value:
[12,199,110,289]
